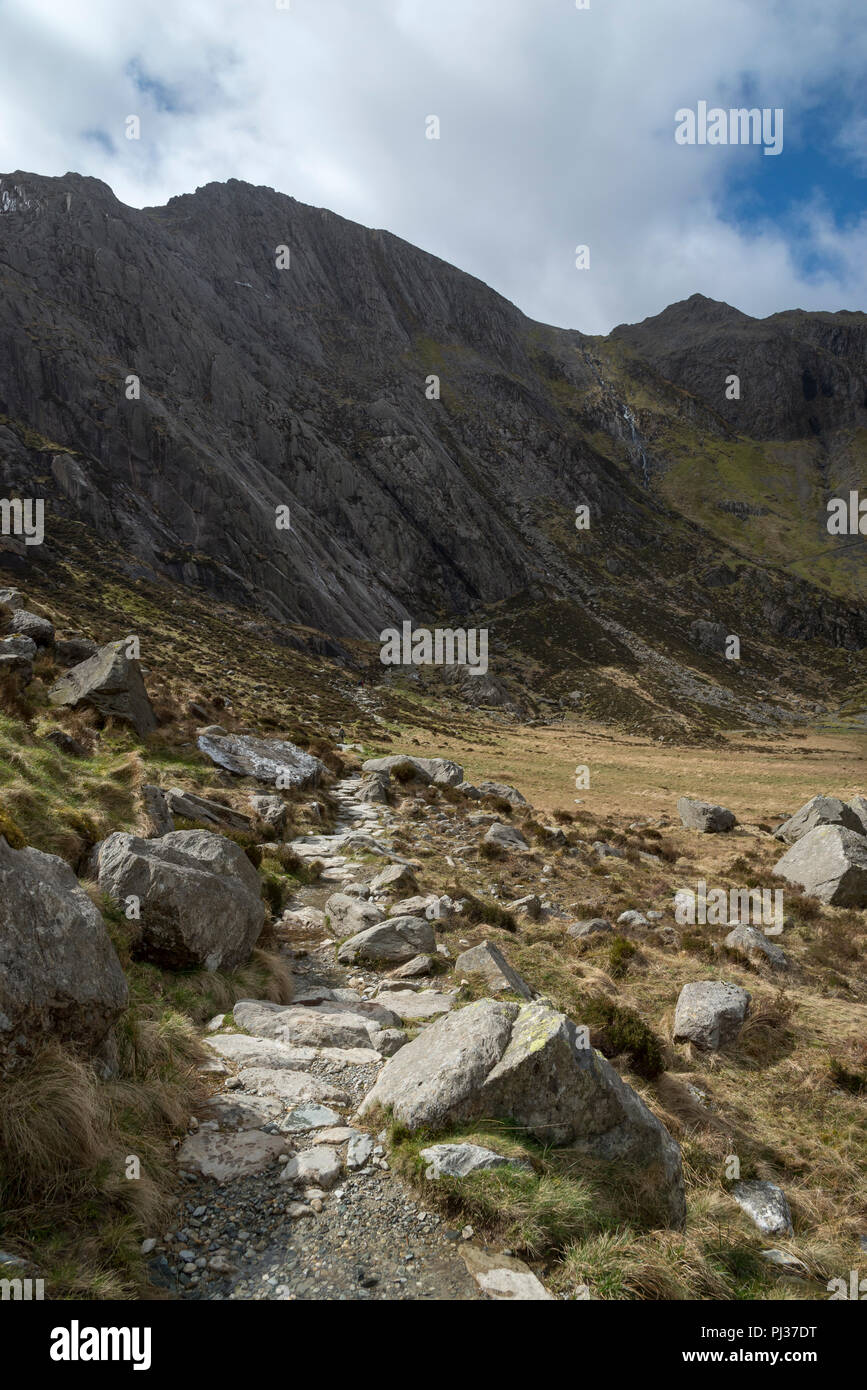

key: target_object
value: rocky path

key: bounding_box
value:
[152,775,486,1301]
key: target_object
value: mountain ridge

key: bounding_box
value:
[1,170,865,734]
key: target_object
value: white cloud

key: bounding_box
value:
[2,0,866,332]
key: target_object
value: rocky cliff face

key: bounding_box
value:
[0,171,864,727]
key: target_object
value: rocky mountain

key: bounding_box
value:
[0,170,865,732]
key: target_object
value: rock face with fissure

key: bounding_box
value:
[360,998,686,1227]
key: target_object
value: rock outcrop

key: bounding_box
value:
[0,838,128,1070]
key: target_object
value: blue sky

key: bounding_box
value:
[1,0,865,333]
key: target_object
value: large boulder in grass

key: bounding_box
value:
[455,941,535,1000]
[673,981,750,1051]
[773,795,863,845]
[677,796,736,833]
[0,838,128,1072]
[0,634,36,681]
[483,822,529,852]
[361,755,464,787]
[476,781,527,806]
[337,915,435,965]
[724,925,789,971]
[198,731,326,789]
[49,639,157,737]
[773,825,867,906]
[361,998,686,1228]
[95,829,264,970]
[8,609,54,647]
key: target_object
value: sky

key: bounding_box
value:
[1,0,866,334]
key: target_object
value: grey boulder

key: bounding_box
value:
[361,754,464,786]
[370,862,417,894]
[567,918,613,938]
[730,1180,793,1236]
[249,793,288,833]
[420,1143,532,1180]
[337,915,436,965]
[198,731,326,788]
[483,822,530,852]
[724,925,788,970]
[8,609,54,646]
[455,941,534,999]
[0,634,36,680]
[49,639,157,737]
[774,795,863,844]
[325,892,384,935]
[357,772,390,804]
[95,829,264,970]
[0,838,128,1071]
[677,796,736,833]
[673,981,750,1050]
[476,781,527,805]
[140,784,174,837]
[773,825,867,906]
[361,998,685,1226]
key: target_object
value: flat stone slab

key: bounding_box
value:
[373,989,455,1020]
[176,1129,286,1181]
[201,1092,283,1130]
[208,1034,379,1070]
[280,1146,342,1189]
[420,1142,532,1180]
[236,1067,349,1105]
[459,1246,552,1300]
[279,1103,344,1132]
